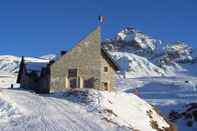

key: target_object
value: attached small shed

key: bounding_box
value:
[17,57,50,93]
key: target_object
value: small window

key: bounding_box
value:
[104,66,108,72]
[68,69,77,78]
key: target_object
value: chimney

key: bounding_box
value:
[48,60,55,65]
[60,50,67,56]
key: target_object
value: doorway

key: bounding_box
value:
[69,78,77,89]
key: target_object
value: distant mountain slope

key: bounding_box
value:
[110,52,169,78]
[0,55,55,74]
[103,27,197,77]
[0,55,21,73]
[39,54,56,60]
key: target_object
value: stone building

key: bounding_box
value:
[50,27,119,91]
[17,27,119,93]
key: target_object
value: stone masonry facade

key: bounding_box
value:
[50,27,117,92]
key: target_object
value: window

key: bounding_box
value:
[102,82,109,90]
[104,66,108,72]
[68,69,77,78]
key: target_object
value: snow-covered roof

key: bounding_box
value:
[25,62,48,74]
[24,58,50,76]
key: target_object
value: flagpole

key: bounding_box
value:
[98,16,106,43]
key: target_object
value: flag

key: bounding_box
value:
[98,16,106,23]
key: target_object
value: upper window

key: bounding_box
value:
[104,66,108,72]
[68,69,77,78]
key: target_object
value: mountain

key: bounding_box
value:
[103,27,197,78]
[103,27,162,58]
[0,55,21,73]
[109,51,168,78]
[39,54,57,60]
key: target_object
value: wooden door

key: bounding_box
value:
[69,78,77,89]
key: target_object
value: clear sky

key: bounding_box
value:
[0,0,196,56]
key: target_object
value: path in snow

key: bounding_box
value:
[0,89,114,131]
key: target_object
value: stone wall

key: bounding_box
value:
[100,54,116,91]
[50,27,102,91]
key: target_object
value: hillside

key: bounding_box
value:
[109,51,168,78]
[0,55,55,74]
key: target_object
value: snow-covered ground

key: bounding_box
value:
[117,75,197,131]
[0,88,171,131]
[0,72,18,88]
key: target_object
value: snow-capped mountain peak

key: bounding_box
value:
[117,27,136,42]
[115,27,157,51]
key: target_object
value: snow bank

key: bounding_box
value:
[65,89,170,131]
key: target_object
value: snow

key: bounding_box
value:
[117,27,135,42]
[165,42,192,62]
[117,75,197,131]
[0,89,113,131]
[0,55,53,74]
[109,51,167,78]
[0,89,170,131]
[39,54,56,60]
[116,27,156,51]
[0,55,21,73]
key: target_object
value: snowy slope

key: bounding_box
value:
[0,89,172,131]
[0,55,55,74]
[117,76,197,131]
[109,51,169,78]
[0,55,21,73]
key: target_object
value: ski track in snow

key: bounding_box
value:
[0,89,116,131]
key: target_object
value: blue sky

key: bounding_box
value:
[0,0,196,56]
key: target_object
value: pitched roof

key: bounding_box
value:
[101,48,119,71]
